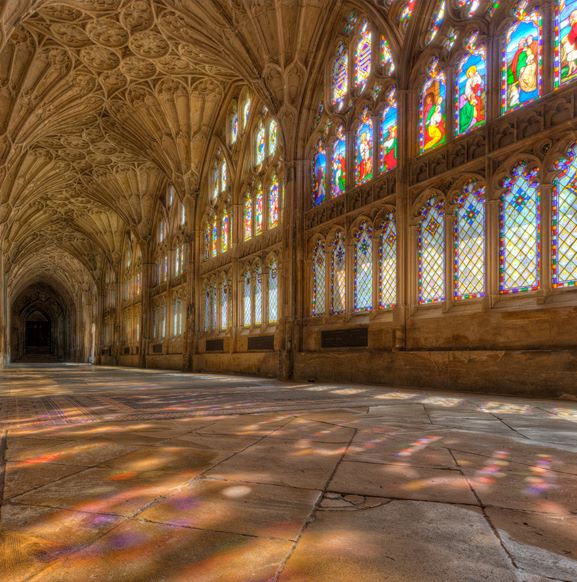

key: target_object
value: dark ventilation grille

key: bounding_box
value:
[101,348,110,356]
[248,335,275,351]
[206,338,224,352]
[321,327,368,348]
[123,347,130,355]
[152,343,163,354]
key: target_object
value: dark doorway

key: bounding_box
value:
[25,312,52,356]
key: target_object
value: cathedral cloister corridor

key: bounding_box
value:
[0,364,575,581]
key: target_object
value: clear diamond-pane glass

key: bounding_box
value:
[380,214,397,309]
[331,233,346,314]
[255,265,263,325]
[221,281,229,330]
[243,271,252,327]
[268,261,279,323]
[312,240,326,316]
[354,223,373,311]
[419,197,445,304]
[500,164,540,293]
[454,180,486,299]
[553,145,577,287]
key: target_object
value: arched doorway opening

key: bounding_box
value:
[25,310,52,358]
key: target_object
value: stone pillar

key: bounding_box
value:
[139,238,152,369]
[0,246,7,368]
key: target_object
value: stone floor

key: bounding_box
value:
[0,364,576,581]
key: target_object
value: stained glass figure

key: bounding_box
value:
[221,209,230,252]
[211,216,218,257]
[331,126,347,197]
[555,0,577,87]
[256,120,266,165]
[242,97,251,129]
[502,1,542,112]
[552,144,577,287]
[221,279,229,330]
[331,232,346,314]
[380,88,398,173]
[380,213,397,309]
[230,106,239,145]
[312,240,326,316]
[356,108,373,185]
[354,223,373,311]
[427,1,446,44]
[418,197,445,304]
[332,41,348,110]
[420,58,447,153]
[312,140,327,206]
[268,119,278,156]
[499,162,540,293]
[255,184,264,234]
[354,21,372,93]
[381,36,395,75]
[268,259,279,323]
[243,194,253,241]
[269,176,280,228]
[454,180,486,299]
[456,33,487,136]
[243,269,252,326]
[255,264,263,325]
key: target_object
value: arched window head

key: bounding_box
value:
[381,36,395,75]
[555,0,577,87]
[332,41,348,110]
[331,126,347,197]
[354,222,373,312]
[420,58,447,153]
[418,196,445,304]
[502,1,542,113]
[230,103,239,145]
[268,176,280,228]
[256,120,266,166]
[331,232,346,314]
[243,193,253,241]
[167,184,175,207]
[427,0,446,45]
[455,32,487,136]
[268,119,278,157]
[354,20,372,93]
[312,140,328,207]
[454,180,486,300]
[355,107,374,186]
[553,143,577,287]
[312,240,327,316]
[380,88,398,173]
[499,162,540,293]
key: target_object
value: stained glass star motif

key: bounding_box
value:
[425,216,440,236]
[464,203,480,225]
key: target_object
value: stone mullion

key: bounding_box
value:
[541,0,554,95]
[487,197,501,307]
[138,239,152,369]
[0,248,6,367]
[113,260,122,364]
[540,183,553,297]
[183,194,196,371]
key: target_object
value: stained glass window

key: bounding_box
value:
[268,259,279,323]
[220,159,228,192]
[354,223,373,312]
[269,176,280,228]
[331,232,346,314]
[418,197,445,304]
[444,27,458,50]
[203,226,210,260]
[454,180,486,300]
[427,0,446,44]
[502,1,542,113]
[332,41,348,110]
[499,163,540,293]
[221,209,230,252]
[256,120,266,165]
[268,119,278,156]
[242,97,251,129]
[553,144,577,287]
[355,108,373,185]
[221,279,229,330]
[380,88,398,173]
[400,0,416,27]
[555,0,577,87]
[255,184,264,235]
[243,194,253,241]
[255,264,263,326]
[312,140,327,206]
[230,105,239,145]
[420,58,447,153]
[381,36,395,75]
[380,213,397,309]
[243,269,252,327]
[211,216,218,257]
[332,126,347,197]
[212,164,219,199]
[312,240,326,316]
[456,33,487,136]
[457,0,482,17]
[354,21,372,93]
